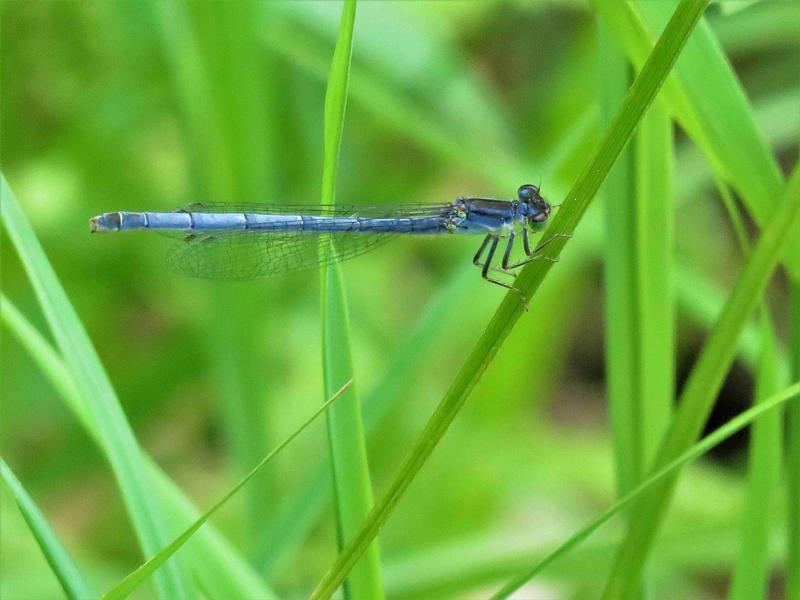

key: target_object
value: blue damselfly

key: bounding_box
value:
[90,184,561,289]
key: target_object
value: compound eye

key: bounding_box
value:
[517,184,540,202]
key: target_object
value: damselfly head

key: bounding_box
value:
[517,184,551,227]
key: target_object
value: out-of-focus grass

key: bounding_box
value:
[2,1,798,598]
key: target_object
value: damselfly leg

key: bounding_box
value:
[473,235,516,290]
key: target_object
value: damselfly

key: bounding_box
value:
[90,184,562,289]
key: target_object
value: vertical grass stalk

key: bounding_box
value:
[319,1,384,598]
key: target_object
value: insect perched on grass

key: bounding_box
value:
[90,184,563,289]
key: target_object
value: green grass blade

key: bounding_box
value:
[599,24,639,497]
[601,162,800,598]
[594,0,795,276]
[319,1,383,599]
[634,102,674,466]
[0,174,190,598]
[101,381,352,600]
[1,296,87,423]
[789,282,800,600]
[600,23,674,496]
[309,1,709,597]
[490,381,800,600]
[1,294,276,599]
[1,458,95,600]
[715,174,784,600]
[729,315,782,600]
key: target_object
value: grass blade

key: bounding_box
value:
[1,174,190,598]
[101,381,352,600]
[598,24,639,496]
[309,1,709,597]
[1,458,95,600]
[729,315,782,599]
[490,381,800,599]
[319,1,384,598]
[789,282,800,600]
[2,293,276,598]
[601,162,800,598]
[594,0,795,276]
[715,174,784,600]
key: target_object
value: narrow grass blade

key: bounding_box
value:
[601,163,800,598]
[490,381,800,600]
[309,1,709,597]
[100,381,351,600]
[715,175,784,600]
[729,316,782,599]
[1,174,190,598]
[3,294,276,599]
[1,458,95,600]
[789,282,800,600]
[319,1,383,599]
[598,24,639,496]
[594,0,795,276]
[634,102,674,466]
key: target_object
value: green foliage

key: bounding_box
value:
[2,1,798,598]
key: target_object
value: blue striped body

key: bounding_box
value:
[88,185,554,281]
[89,198,524,236]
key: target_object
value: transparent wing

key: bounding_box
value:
[166,229,398,280]
[164,202,453,280]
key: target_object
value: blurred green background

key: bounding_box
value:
[2,1,799,598]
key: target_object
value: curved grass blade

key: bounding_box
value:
[101,381,351,600]
[490,381,800,599]
[1,458,95,600]
[1,174,190,598]
[600,162,800,598]
[318,1,384,598]
[308,1,710,597]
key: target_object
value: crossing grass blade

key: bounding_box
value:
[489,381,800,599]
[1,458,95,600]
[600,162,800,598]
[319,1,384,599]
[0,174,191,598]
[308,1,710,597]
[100,381,351,600]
